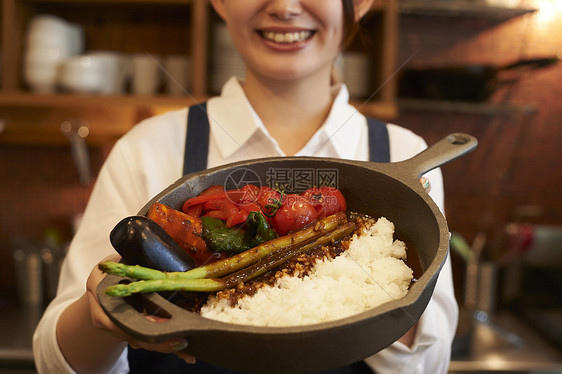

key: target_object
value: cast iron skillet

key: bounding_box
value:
[98,133,477,374]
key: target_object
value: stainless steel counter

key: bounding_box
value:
[450,310,562,373]
[0,304,40,372]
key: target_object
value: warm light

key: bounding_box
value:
[77,126,89,138]
[533,0,562,24]
[485,355,510,370]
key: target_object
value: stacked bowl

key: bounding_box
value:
[23,14,85,93]
[57,52,132,94]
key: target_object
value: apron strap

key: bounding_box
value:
[367,117,390,163]
[183,102,210,175]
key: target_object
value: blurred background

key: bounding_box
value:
[0,0,561,372]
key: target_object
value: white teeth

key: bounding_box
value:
[263,31,311,44]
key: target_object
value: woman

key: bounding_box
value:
[33,0,458,372]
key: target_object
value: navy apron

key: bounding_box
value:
[127,102,389,374]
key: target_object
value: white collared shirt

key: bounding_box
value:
[33,77,457,374]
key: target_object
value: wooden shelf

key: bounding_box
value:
[0,0,399,145]
[400,0,537,18]
[0,92,203,108]
[0,92,206,146]
[0,93,397,147]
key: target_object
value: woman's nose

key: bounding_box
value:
[266,0,302,19]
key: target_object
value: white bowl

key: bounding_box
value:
[23,44,73,93]
[26,14,85,56]
[27,15,72,37]
[85,52,131,94]
[57,52,132,94]
[57,55,107,93]
[25,45,73,65]
[23,64,59,93]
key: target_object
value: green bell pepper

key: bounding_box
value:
[201,212,278,253]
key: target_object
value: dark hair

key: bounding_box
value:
[342,0,359,47]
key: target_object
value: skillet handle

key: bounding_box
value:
[97,273,205,342]
[400,133,478,179]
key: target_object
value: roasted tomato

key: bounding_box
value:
[227,184,260,204]
[301,187,347,219]
[271,194,318,236]
[182,185,226,216]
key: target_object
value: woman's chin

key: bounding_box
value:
[248,63,331,85]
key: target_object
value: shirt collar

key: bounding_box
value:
[207,77,365,160]
[207,77,263,159]
[299,84,365,160]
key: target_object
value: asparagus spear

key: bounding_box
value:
[184,211,347,279]
[103,220,355,297]
[100,212,347,281]
[105,278,224,296]
[222,221,356,288]
[98,262,167,280]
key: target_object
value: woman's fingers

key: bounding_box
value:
[175,350,197,365]
[419,176,431,193]
[86,255,196,362]
[126,336,188,354]
[86,254,123,334]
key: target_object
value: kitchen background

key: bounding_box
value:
[0,0,561,372]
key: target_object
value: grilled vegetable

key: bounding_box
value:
[201,216,253,253]
[201,211,278,253]
[101,212,347,282]
[101,220,355,296]
[301,187,347,219]
[109,216,196,272]
[147,202,226,266]
[272,194,318,236]
[243,211,278,243]
[221,221,355,288]
[169,211,346,280]
[181,184,347,236]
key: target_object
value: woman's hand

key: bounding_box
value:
[86,254,197,362]
[57,255,195,373]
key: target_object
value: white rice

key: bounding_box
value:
[200,217,413,326]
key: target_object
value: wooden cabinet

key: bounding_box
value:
[0,0,399,146]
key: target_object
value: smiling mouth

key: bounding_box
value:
[258,30,314,44]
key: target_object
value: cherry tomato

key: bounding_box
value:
[256,187,282,217]
[272,194,318,236]
[301,187,347,219]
